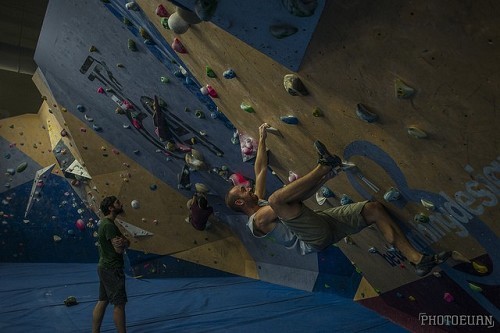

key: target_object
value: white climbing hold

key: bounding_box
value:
[131,200,140,209]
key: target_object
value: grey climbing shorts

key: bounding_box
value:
[98,267,127,305]
[281,201,369,250]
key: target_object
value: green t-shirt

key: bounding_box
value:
[97,218,124,268]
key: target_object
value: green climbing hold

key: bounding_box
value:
[312,107,323,117]
[414,212,430,223]
[282,0,318,17]
[269,24,298,39]
[395,78,415,99]
[195,110,205,118]
[468,283,483,292]
[206,66,216,78]
[117,63,124,68]
[123,17,132,26]
[160,76,170,84]
[160,17,170,30]
[139,27,151,40]
[16,162,28,173]
[240,102,255,113]
[89,45,98,52]
[128,39,137,51]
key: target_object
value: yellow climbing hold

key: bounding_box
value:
[472,261,488,274]
[407,126,427,139]
[312,107,323,117]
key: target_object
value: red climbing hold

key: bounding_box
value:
[132,118,142,129]
[156,4,169,17]
[172,38,187,53]
[206,85,218,98]
[97,87,105,94]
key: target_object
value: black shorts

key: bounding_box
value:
[98,267,127,305]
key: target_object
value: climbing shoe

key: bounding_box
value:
[413,251,452,277]
[314,140,342,171]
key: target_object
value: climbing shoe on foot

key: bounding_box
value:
[314,140,342,171]
[413,251,452,277]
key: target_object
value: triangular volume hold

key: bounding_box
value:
[65,160,92,179]
[116,219,154,237]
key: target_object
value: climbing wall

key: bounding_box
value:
[3,0,498,331]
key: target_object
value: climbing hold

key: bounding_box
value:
[172,38,187,53]
[195,110,205,118]
[283,74,309,96]
[77,104,85,112]
[408,296,416,301]
[368,247,377,253]
[131,200,140,209]
[395,78,415,99]
[269,24,298,39]
[443,292,454,303]
[139,27,150,40]
[200,86,209,95]
[344,236,355,245]
[89,45,98,52]
[75,219,85,231]
[125,2,139,11]
[230,132,240,145]
[320,186,335,198]
[223,68,236,79]
[420,198,435,210]
[16,162,28,173]
[156,4,169,17]
[468,283,483,292]
[97,87,105,94]
[128,39,138,51]
[451,250,470,263]
[123,124,131,129]
[472,261,489,274]
[60,129,68,137]
[414,212,429,223]
[312,107,323,117]
[433,271,441,278]
[194,0,218,21]
[356,103,378,123]
[84,114,93,122]
[288,171,299,182]
[92,124,102,131]
[123,17,132,25]
[160,17,170,30]
[53,235,62,242]
[185,149,207,170]
[185,76,195,85]
[240,102,255,113]
[6,168,15,175]
[396,292,403,298]
[407,126,427,139]
[133,150,140,154]
[340,194,354,205]
[177,7,202,24]
[206,85,218,98]
[206,66,216,78]
[280,115,299,125]
[168,13,190,34]
[282,0,318,17]
[195,183,209,193]
[160,76,170,84]
[383,187,401,201]
[315,191,326,205]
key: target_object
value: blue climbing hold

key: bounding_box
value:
[280,115,299,125]
[320,186,335,198]
[356,103,378,123]
[340,194,354,205]
[223,68,236,79]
